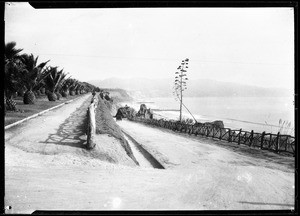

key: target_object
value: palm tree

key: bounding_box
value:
[19,54,50,104]
[55,73,69,100]
[60,78,72,97]
[4,42,24,111]
[82,82,91,93]
[69,79,79,96]
[17,85,27,97]
[44,66,67,101]
[33,79,46,97]
[4,65,21,111]
[80,83,90,94]
[79,84,86,94]
[75,82,84,95]
[81,82,96,93]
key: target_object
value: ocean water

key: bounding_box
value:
[123,96,295,136]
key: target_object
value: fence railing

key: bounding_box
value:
[86,94,98,149]
[127,116,295,156]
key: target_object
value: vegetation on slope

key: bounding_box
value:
[4,41,99,114]
[95,96,139,165]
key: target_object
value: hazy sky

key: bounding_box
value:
[5,2,294,89]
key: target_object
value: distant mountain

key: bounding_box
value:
[91,77,172,97]
[104,88,133,102]
[89,77,292,98]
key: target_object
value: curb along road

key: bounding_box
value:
[5,96,84,130]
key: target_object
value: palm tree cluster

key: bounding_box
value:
[173,58,189,122]
[4,41,98,113]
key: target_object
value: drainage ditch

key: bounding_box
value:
[122,131,164,169]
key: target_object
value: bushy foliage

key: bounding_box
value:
[4,41,100,107]
[181,117,194,125]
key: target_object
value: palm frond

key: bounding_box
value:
[53,69,65,91]
[5,41,23,60]
[38,60,50,70]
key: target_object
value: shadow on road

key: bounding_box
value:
[39,105,88,150]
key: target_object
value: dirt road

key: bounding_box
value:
[117,120,295,210]
[5,96,295,213]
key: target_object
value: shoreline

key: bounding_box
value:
[119,96,294,136]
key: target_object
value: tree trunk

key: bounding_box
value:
[70,90,76,96]
[23,90,36,104]
[55,92,62,100]
[47,92,57,101]
[35,90,41,97]
[17,90,25,97]
[40,87,46,94]
[62,90,69,97]
[5,95,17,111]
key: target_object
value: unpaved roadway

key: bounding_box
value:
[5,96,295,213]
[117,120,294,209]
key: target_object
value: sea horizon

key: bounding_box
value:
[122,96,295,136]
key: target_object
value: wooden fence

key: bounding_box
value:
[128,116,295,156]
[86,94,98,149]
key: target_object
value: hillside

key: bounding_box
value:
[89,78,292,98]
[102,88,134,102]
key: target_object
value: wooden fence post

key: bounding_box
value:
[261,131,265,149]
[219,129,222,140]
[212,127,215,138]
[249,130,254,147]
[86,95,97,149]
[269,134,273,149]
[285,135,289,152]
[190,125,193,134]
[228,129,232,142]
[238,129,242,145]
[276,132,280,153]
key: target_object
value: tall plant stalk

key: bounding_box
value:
[173,58,189,122]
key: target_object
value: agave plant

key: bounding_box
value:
[44,67,68,101]
[19,54,50,104]
[4,42,24,111]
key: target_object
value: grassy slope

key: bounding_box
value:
[5,94,84,126]
[95,97,139,165]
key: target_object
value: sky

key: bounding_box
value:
[5,2,294,89]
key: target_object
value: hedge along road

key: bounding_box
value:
[5,93,294,213]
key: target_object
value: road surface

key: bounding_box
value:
[4,96,295,213]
